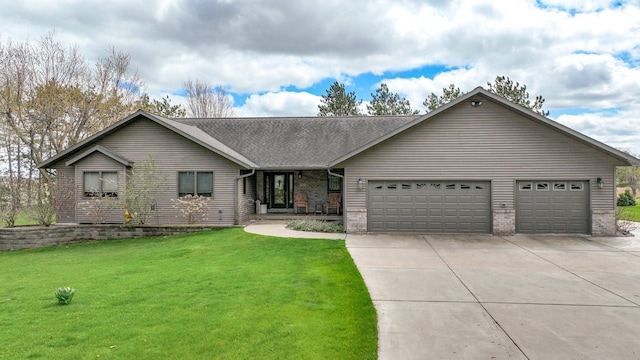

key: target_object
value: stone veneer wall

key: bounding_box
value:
[346,208,367,233]
[492,209,516,235]
[591,209,616,236]
[0,225,225,251]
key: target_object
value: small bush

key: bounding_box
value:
[287,220,344,233]
[54,287,75,305]
[617,190,637,207]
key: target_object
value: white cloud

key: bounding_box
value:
[235,91,320,117]
[555,110,640,156]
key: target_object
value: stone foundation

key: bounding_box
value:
[493,209,516,235]
[346,208,367,233]
[0,224,225,251]
[591,209,616,236]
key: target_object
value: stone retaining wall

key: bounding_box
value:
[0,225,227,251]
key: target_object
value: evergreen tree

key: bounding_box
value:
[423,84,464,112]
[487,76,549,116]
[367,83,419,115]
[317,81,362,116]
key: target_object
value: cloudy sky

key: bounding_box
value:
[1,0,639,154]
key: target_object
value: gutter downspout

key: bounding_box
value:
[234,169,256,224]
[327,168,344,181]
[327,168,345,224]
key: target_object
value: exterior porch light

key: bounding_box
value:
[597,177,604,189]
[357,178,365,190]
[298,170,303,179]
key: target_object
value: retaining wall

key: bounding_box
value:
[0,225,227,251]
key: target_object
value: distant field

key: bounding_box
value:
[618,204,640,222]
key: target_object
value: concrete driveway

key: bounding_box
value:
[346,233,640,360]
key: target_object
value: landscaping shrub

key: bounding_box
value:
[54,286,75,305]
[617,189,637,207]
[287,219,344,233]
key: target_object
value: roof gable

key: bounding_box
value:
[65,145,132,166]
[39,110,258,169]
[329,87,640,167]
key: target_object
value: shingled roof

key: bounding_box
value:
[176,116,419,169]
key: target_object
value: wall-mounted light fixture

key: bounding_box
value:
[357,178,365,190]
[596,177,604,189]
[470,100,483,107]
[298,171,303,179]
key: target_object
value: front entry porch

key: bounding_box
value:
[255,169,343,216]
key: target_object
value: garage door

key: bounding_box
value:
[368,181,491,233]
[516,181,590,233]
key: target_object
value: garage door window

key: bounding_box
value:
[519,182,532,190]
[570,182,584,191]
[553,182,566,191]
[536,182,549,191]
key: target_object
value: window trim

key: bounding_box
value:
[83,171,119,198]
[178,171,214,198]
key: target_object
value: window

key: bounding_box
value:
[570,182,583,191]
[553,182,566,191]
[84,171,118,197]
[536,182,549,191]
[178,171,213,197]
[519,182,532,191]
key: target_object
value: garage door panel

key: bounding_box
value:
[459,195,473,204]
[429,195,443,204]
[516,180,589,234]
[400,208,413,216]
[368,180,491,233]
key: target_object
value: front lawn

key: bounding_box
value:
[0,228,377,359]
[618,204,640,222]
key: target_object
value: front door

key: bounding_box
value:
[266,172,294,209]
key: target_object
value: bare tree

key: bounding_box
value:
[0,32,142,194]
[183,80,235,118]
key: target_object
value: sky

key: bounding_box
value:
[1,0,639,155]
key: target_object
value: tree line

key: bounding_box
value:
[318,76,549,116]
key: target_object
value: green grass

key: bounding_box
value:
[618,204,640,222]
[0,228,377,359]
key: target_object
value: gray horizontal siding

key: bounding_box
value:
[339,100,624,212]
[55,165,76,223]
[66,118,242,225]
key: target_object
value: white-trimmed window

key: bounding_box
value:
[553,182,566,191]
[519,182,532,191]
[178,171,213,197]
[84,171,119,197]
[536,182,550,191]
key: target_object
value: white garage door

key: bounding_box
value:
[368,181,491,233]
[516,180,590,233]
